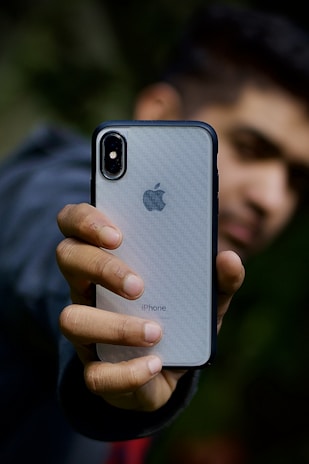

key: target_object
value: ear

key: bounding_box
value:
[133,82,184,120]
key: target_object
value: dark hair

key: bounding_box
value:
[162,3,309,113]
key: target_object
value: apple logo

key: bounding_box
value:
[143,183,166,211]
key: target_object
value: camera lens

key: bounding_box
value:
[101,132,126,179]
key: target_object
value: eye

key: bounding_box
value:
[230,131,276,162]
[233,138,261,160]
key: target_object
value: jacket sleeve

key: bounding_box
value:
[58,334,200,440]
[0,125,200,441]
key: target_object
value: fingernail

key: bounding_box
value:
[144,323,162,343]
[101,226,120,246]
[123,274,144,297]
[148,356,162,375]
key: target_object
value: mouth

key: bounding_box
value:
[218,211,263,259]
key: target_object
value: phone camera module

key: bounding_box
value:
[101,132,127,180]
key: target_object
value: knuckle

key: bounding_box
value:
[77,204,99,234]
[116,316,132,341]
[92,252,112,277]
[55,238,76,271]
[93,253,125,284]
[59,305,78,332]
[84,362,142,396]
[56,203,74,229]
[125,366,140,388]
[84,364,101,393]
[55,239,66,262]
[56,204,67,225]
[57,202,71,218]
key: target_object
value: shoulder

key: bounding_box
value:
[0,124,91,302]
[0,124,91,209]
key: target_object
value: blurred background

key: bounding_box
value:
[0,0,230,155]
[1,0,309,155]
[0,1,308,463]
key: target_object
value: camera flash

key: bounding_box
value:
[109,151,117,160]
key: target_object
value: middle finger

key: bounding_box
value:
[56,237,144,299]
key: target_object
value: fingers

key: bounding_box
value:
[57,203,122,249]
[59,304,162,347]
[85,357,162,395]
[56,238,144,300]
[84,357,185,412]
[59,304,184,412]
[59,304,168,411]
[56,203,144,303]
[216,250,245,331]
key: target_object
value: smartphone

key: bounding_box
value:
[91,120,218,368]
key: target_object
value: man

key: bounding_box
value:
[1,3,308,463]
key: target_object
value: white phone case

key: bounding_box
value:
[91,120,218,368]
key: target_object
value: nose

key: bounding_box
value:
[245,160,292,217]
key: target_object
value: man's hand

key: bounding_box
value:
[56,203,244,412]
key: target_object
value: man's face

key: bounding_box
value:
[190,85,309,261]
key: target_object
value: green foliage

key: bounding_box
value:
[0,0,250,154]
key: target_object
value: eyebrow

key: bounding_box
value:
[231,124,309,168]
[230,125,282,156]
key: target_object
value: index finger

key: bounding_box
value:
[57,202,122,249]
